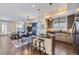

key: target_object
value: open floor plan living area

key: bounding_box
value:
[0,3,79,55]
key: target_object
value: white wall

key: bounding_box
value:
[40,18,48,35]
[7,22,16,33]
[0,20,17,35]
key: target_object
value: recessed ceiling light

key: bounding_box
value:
[58,8,63,11]
[32,5,35,8]
[76,8,79,12]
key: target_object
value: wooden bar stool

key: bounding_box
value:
[31,40,38,55]
[31,39,46,55]
[37,38,46,55]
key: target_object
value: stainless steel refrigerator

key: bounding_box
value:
[72,13,79,54]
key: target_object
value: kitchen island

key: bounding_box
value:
[32,34,55,55]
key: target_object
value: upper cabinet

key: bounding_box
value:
[46,18,53,28]
[67,14,75,29]
[46,14,75,32]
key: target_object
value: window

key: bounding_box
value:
[53,23,60,30]
[16,22,24,32]
[2,23,7,34]
[53,17,67,31]
[37,22,42,35]
[32,22,42,35]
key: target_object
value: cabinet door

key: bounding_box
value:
[68,15,75,29]
[67,34,73,43]
[55,33,62,41]
[55,33,72,43]
[60,34,72,43]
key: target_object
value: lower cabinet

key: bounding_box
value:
[55,33,73,43]
[32,33,73,55]
[43,38,52,55]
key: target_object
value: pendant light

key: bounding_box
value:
[27,16,29,21]
[37,8,41,22]
[49,3,53,21]
[27,16,31,27]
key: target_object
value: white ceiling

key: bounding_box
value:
[0,3,67,21]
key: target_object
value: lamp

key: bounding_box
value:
[37,8,41,22]
[27,16,31,26]
[27,16,29,21]
[49,3,53,21]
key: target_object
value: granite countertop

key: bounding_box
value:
[32,33,56,39]
[32,35,50,39]
[48,31,72,34]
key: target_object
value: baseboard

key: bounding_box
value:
[0,35,8,36]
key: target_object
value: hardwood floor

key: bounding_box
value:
[0,36,73,55]
[55,41,73,55]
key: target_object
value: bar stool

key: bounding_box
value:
[31,38,46,55]
[37,39,46,55]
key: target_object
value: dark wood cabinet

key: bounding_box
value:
[67,14,75,29]
[46,19,53,28]
[46,14,75,31]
